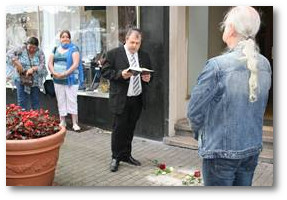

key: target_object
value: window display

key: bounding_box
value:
[6,6,139,96]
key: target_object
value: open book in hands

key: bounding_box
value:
[127,66,154,76]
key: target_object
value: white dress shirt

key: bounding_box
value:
[124,45,142,97]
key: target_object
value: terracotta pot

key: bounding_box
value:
[6,126,66,186]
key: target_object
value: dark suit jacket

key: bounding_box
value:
[101,46,152,114]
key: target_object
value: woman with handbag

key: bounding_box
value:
[6,37,47,110]
[48,30,84,131]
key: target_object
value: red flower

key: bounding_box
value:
[158,163,166,170]
[6,104,60,140]
[194,170,201,178]
[24,120,34,128]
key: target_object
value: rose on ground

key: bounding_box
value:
[194,170,201,178]
[158,163,166,170]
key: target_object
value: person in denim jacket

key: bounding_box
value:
[187,6,271,186]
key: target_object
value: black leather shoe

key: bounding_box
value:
[122,156,141,166]
[110,159,119,172]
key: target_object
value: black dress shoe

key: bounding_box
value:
[122,156,141,166]
[110,159,119,172]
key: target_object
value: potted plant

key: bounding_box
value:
[6,104,66,186]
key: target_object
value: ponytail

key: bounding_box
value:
[222,6,261,102]
[241,38,260,102]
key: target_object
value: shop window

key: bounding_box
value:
[6,6,39,51]
[6,6,139,96]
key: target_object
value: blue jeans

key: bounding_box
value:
[202,154,259,186]
[15,80,40,110]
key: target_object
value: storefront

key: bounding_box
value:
[6,6,141,92]
[6,6,272,140]
[6,6,170,140]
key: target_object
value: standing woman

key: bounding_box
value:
[7,36,47,110]
[48,30,82,131]
[187,6,271,186]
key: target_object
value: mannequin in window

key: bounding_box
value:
[6,15,26,51]
[80,11,102,62]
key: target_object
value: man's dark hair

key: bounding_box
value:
[125,27,143,40]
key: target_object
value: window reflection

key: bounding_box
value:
[6,6,39,50]
[6,6,138,94]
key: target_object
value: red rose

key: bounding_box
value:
[194,170,201,178]
[158,163,166,170]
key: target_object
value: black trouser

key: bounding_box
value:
[111,95,143,160]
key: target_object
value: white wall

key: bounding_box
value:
[169,7,188,136]
[169,7,209,136]
[187,7,209,96]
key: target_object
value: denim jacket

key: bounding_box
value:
[187,48,271,159]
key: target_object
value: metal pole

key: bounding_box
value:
[136,6,140,28]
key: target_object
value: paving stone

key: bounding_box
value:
[54,127,273,186]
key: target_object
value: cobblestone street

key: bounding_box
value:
[54,127,273,186]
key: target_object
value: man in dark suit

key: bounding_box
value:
[102,28,152,172]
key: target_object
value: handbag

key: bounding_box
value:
[44,79,56,97]
[20,71,33,86]
[42,46,57,97]
[20,47,34,87]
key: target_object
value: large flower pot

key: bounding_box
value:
[6,126,66,186]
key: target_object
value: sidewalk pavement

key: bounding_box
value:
[54,127,273,186]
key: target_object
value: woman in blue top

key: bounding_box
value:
[7,37,47,110]
[48,30,83,131]
[187,6,271,186]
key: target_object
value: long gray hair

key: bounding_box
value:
[221,6,261,102]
